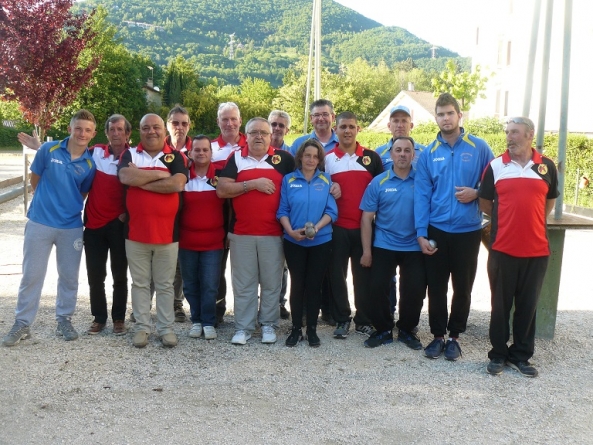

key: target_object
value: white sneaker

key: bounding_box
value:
[203,326,217,340]
[189,323,202,338]
[261,325,277,344]
[231,330,251,345]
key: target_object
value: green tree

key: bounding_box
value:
[60,7,149,130]
[431,59,490,112]
[163,56,201,108]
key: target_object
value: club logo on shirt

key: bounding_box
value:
[164,154,175,163]
[271,154,281,165]
[538,164,548,175]
[51,158,64,165]
[362,156,371,166]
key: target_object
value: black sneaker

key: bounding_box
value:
[285,327,302,347]
[280,305,290,320]
[333,321,350,339]
[306,327,321,347]
[506,360,538,377]
[444,339,462,361]
[397,329,423,350]
[487,358,506,375]
[355,324,375,337]
[174,306,187,322]
[424,338,445,359]
[364,330,393,348]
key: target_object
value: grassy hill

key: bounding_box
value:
[77,0,467,86]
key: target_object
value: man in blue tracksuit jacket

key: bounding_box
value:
[414,93,494,361]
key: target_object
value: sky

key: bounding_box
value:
[333,0,493,57]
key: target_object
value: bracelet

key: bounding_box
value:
[243,181,247,193]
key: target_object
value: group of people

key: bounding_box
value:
[2,93,558,377]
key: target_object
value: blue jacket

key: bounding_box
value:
[277,168,338,247]
[290,130,339,156]
[414,129,494,237]
[28,137,96,229]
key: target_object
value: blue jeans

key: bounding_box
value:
[178,248,223,327]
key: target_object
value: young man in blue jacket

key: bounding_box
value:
[414,93,494,361]
[3,110,97,346]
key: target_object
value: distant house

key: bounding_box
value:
[367,88,437,133]
[142,79,162,108]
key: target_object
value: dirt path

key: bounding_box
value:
[1,194,592,444]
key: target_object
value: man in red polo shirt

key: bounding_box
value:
[165,105,192,322]
[210,102,247,323]
[216,117,295,345]
[479,117,558,377]
[118,114,188,348]
[324,111,383,339]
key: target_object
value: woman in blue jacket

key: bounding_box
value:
[277,139,338,347]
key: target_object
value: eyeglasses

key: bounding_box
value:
[168,120,190,128]
[311,112,331,119]
[270,122,286,129]
[247,130,271,137]
[506,117,534,130]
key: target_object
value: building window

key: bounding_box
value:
[495,90,501,117]
[507,41,512,65]
[504,91,509,117]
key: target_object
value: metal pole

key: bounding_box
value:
[23,147,29,215]
[303,0,316,134]
[554,0,573,218]
[522,0,542,116]
[314,0,322,100]
[535,0,554,153]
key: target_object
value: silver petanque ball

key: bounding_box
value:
[428,239,437,249]
[304,222,316,238]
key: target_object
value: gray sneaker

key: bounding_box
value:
[333,321,351,339]
[56,321,79,341]
[3,323,31,347]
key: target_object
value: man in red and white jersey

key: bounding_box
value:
[165,105,192,322]
[118,114,188,348]
[210,102,246,323]
[324,111,383,339]
[211,102,247,164]
[479,116,559,378]
[216,117,295,345]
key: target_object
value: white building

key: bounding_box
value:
[470,0,592,135]
[367,89,437,133]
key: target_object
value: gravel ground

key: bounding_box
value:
[1,190,593,444]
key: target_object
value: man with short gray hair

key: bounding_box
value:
[479,116,558,377]
[212,102,246,163]
[217,117,295,345]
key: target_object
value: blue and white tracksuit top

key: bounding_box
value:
[414,128,494,238]
[277,168,338,247]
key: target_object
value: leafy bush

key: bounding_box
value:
[464,117,505,135]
